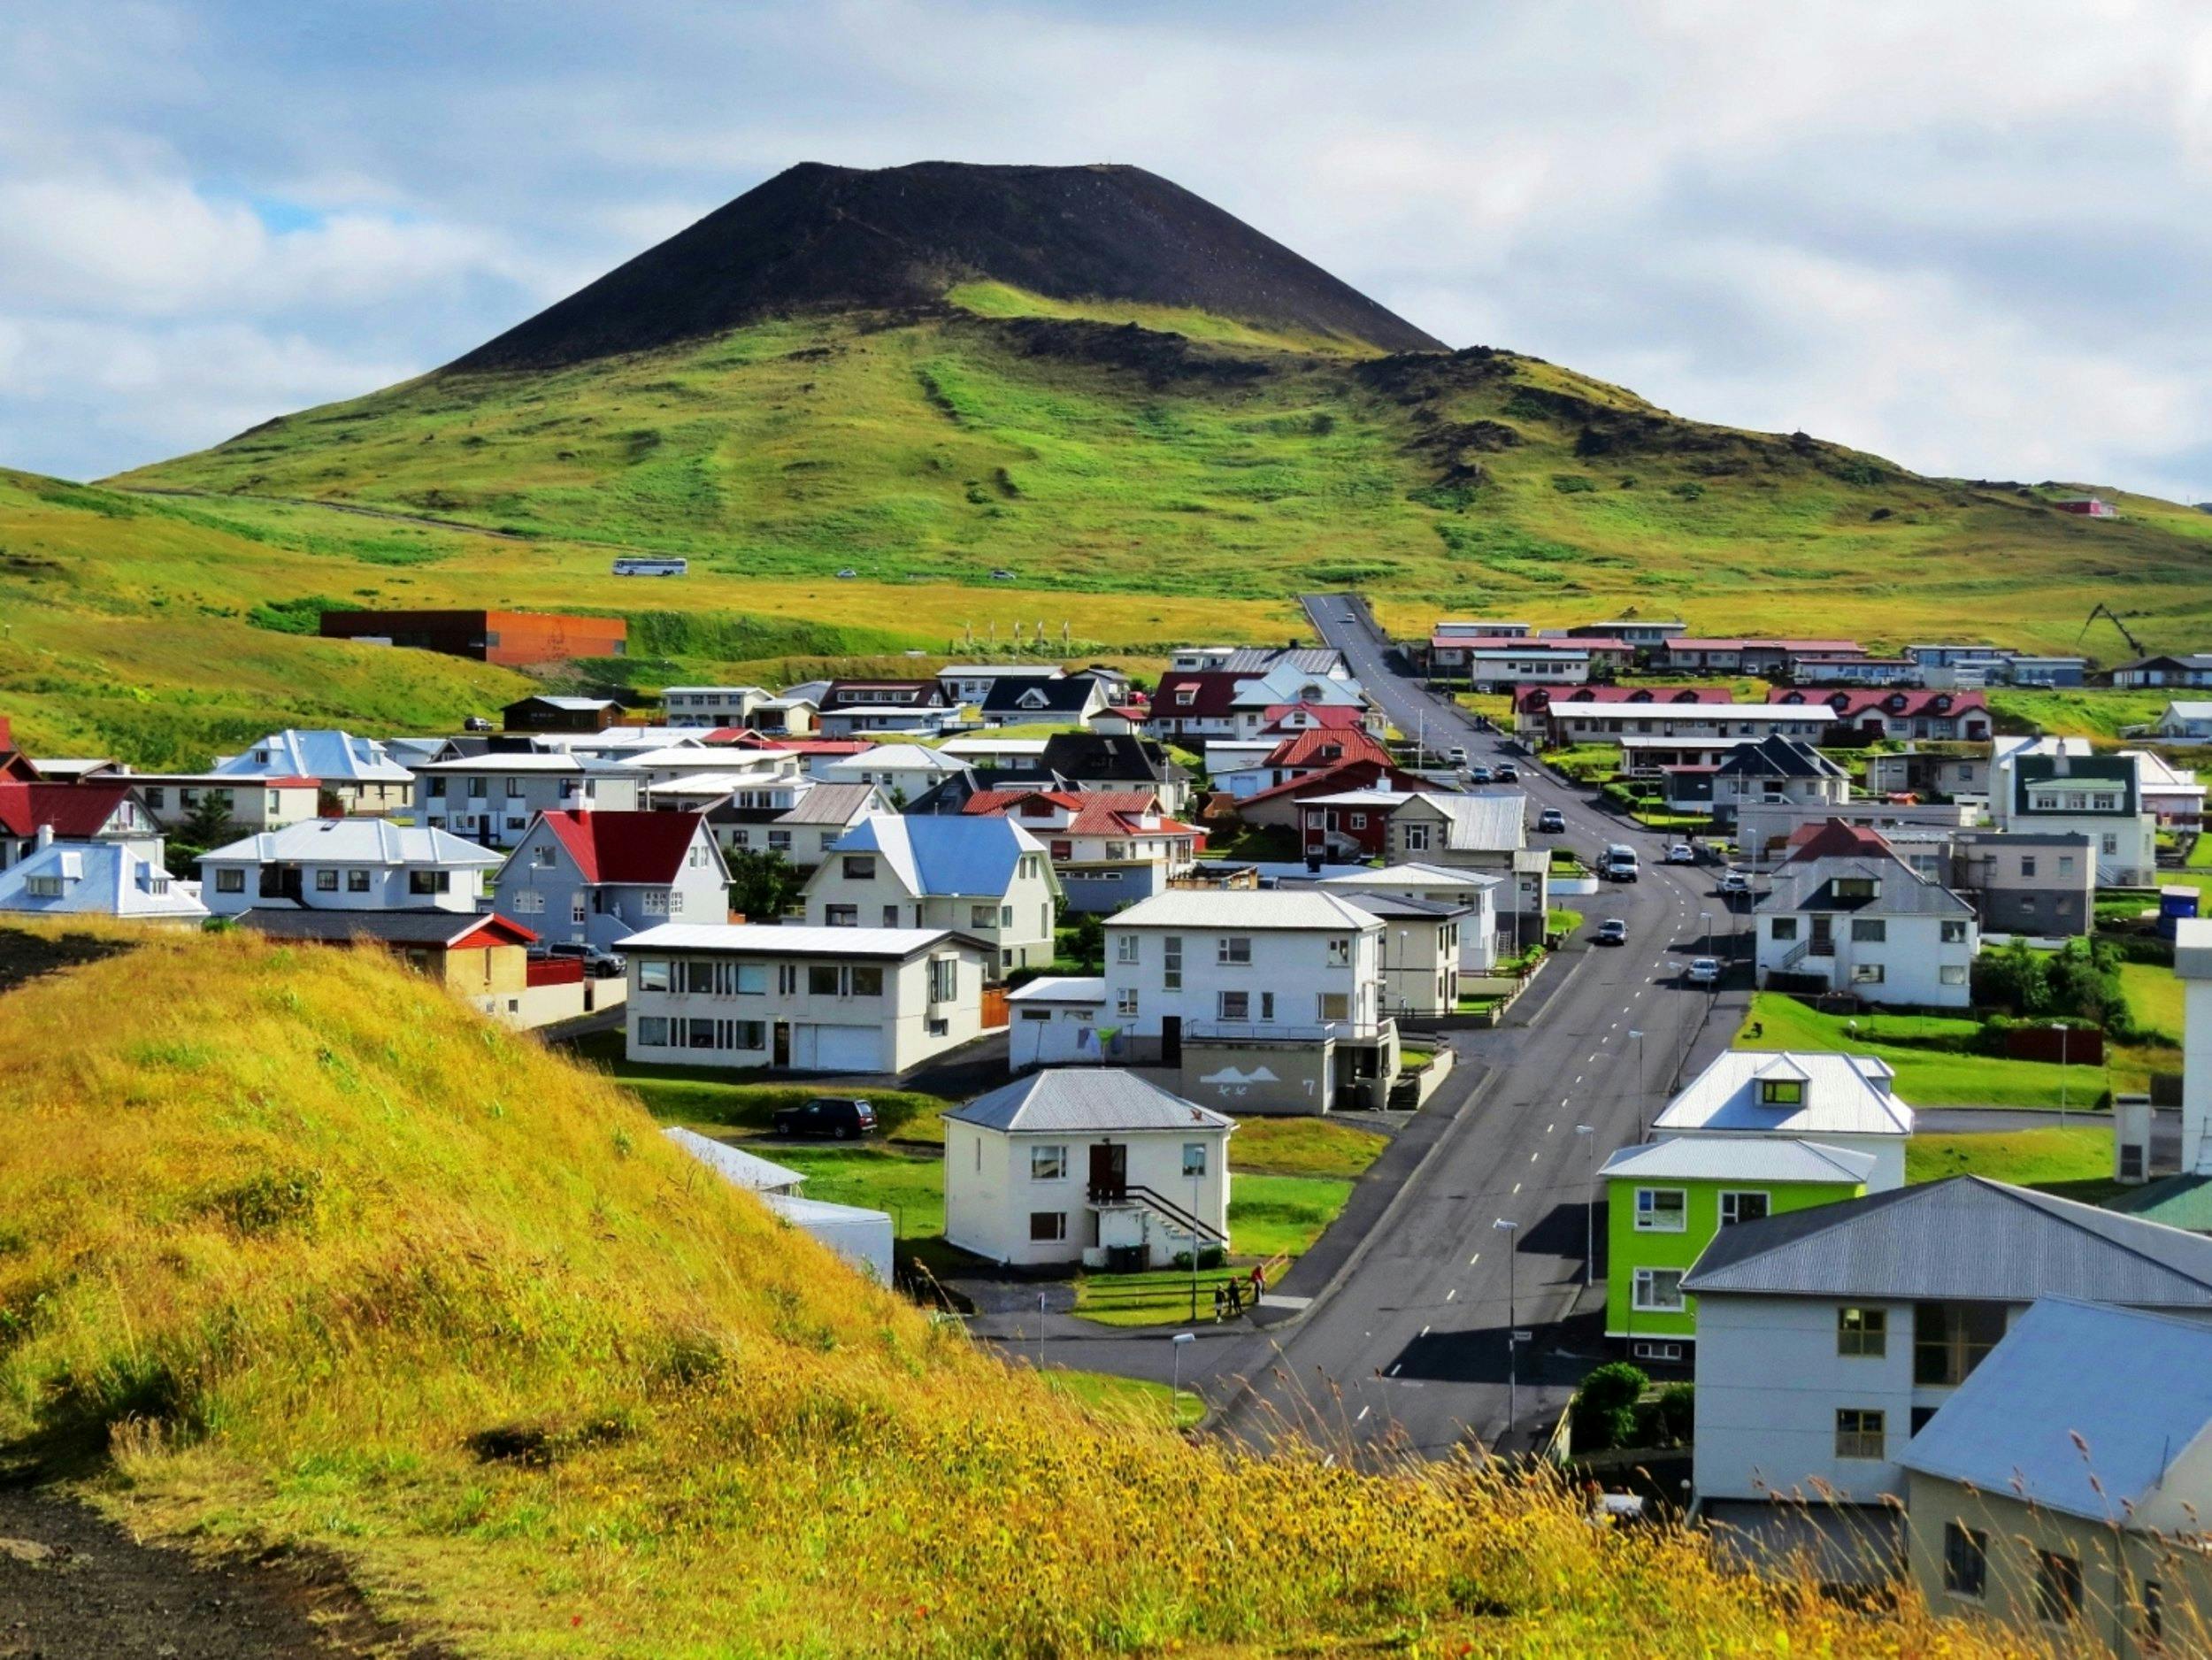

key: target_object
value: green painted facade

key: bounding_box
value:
[1606,1170,1864,1342]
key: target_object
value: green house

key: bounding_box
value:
[1600,1137,1873,1364]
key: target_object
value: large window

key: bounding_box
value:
[315,869,339,891]
[807,964,841,997]
[1833,1409,1885,1460]
[683,960,716,994]
[637,959,670,991]
[1718,1190,1769,1226]
[1941,1524,1986,1600]
[1770,918,1799,941]
[409,870,451,896]
[1217,936,1252,965]
[1851,918,1886,942]
[841,855,875,880]
[1836,1306,1886,1356]
[1915,1302,2006,1386]
[1940,919,1968,943]
[1632,1268,1684,1311]
[825,904,858,927]
[1030,1145,1067,1181]
[1850,962,1886,984]
[849,964,883,997]
[1029,1211,1067,1243]
[1217,990,1250,1021]
[215,868,245,893]
[2034,1549,2083,1625]
[735,963,767,995]
[636,1015,670,1046]
[1317,991,1349,1022]
[1634,1188,1686,1232]
[347,869,371,893]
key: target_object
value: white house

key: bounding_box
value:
[1709,735,1850,829]
[0,830,207,923]
[620,923,993,1075]
[1654,1049,1914,1191]
[661,1127,893,1280]
[1007,976,1109,1068]
[1333,891,1468,1017]
[2154,700,2212,742]
[941,1070,1234,1269]
[126,774,323,836]
[938,664,1064,705]
[200,818,503,915]
[1683,1179,2212,1515]
[818,743,972,805]
[411,754,646,849]
[2121,747,2207,829]
[710,780,887,872]
[1755,822,1978,1008]
[802,815,1059,976]
[1315,863,1502,972]
[1993,744,2157,885]
[1379,794,1548,930]
[659,686,772,728]
[211,729,413,815]
[494,811,729,949]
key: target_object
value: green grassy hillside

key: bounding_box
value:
[0,923,2016,1656]
[114,300,2212,653]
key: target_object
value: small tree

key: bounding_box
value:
[726,847,804,922]
[1571,1360,1648,1453]
[1066,911,1106,971]
[180,790,235,849]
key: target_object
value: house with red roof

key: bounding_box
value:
[1512,684,1736,745]
[1754,818,1978,1007]
[0,780,163,872]
[1774,688,1993,743]
[1657,637,1866,676]
[961,787,1201,911]
[1210,726,1392,800]
[493,810,729,949]
[0,717,38,783]
[1234,757,1435,842]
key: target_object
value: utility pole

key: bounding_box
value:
[2055,1021,2070,1127]
[1576,1125,1597,1287]
[1494,1216,1520,1438]
[1629,1028,1646,1139]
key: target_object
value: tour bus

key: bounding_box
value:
[611,556,688,577]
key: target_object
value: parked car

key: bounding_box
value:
[1719,871,1750,895]
[1665,843,1695,864]
[1686,957,1722,986]
[1536,807,1566,834]
[1594,918,1629,946]
[1495,763,1519,782]
[546,941,625,979]
[772,1096,879,1141]
[462,715,493,733]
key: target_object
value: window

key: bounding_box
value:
[1632,1268,1684,1311]
[505,778,524,799]
[1915,1302,2006,1387]
[641,889,670,915]
[1218,991,1250,1021]
[2033,1549,2083,1625]
[881,905,900,927]
[682,960,716,994]
[571,896,587,926]
[1029,1211,1067,1243]
[1259,991,1274,1022]
[927,956,957,1003]
[638,960,671,991]
[1939,919,1969,944]
[768,830,791,851]
[409,870,451,896]
[807,964,841,996]
[1162,936,1181,990]
[1837,1306,1886,1356]
[1850,962,1886,984]
[533,844,556,867]
[145,787,167,809]
[1635,1188,1686,1232]
[1758,1078,1803,1107]
[1116,988,1140,1018]
[2139,1579,2162,1644]
[1182,1142,1207,1177]
[2101,833,2119,856]
[216,867,247,895]
[24,876,64,898]
[849,964,883,997]
[1217,936,1252,965]
[466,777,488,799]
[1718,1190,1768,1226]
[825,904,858,927]
[1317,991,1349,1022]
[731,1020,765,1050]
[1851,918,1886,943]
[637,1016,670,1046]
[735,963,766,995]
[315,869,340,891]
[1630,1339,1683,1363]
[841,855,875,880]
[1326,937,1351,966]
[1030,1145,1067,1181]
[2058,855,2076,875]
[1833,1409,1885,1460]
[1939,964,1966,985]
[971,903,996,929]
[686,1018,718,1049]
[1001,905,1014,928]
[1116,934,1139,964]
[2019,856,2037,878]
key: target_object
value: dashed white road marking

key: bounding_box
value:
[1356,1404,1371,1423]
[1446,1287,1458,1302]
[1388,1362,1402,1377]
[1530,1150,1540,1163]
[1468,1252,1480,1265]
[1420,1324,1432,1337]
[1511,1181,1522,1195]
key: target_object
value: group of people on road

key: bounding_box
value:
[1210,1264,1269,1322]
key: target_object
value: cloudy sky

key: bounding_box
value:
[4,0,2208,496]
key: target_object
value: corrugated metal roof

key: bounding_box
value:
[1006,975,1107,1003]
[1682,1177,2212,1304]
[774,783,881,825]
[1111,888,1381,931]
[1655,1050,1911,1137]
[618,923,975,958]
[1599,1137,1877,1185]
[203,818,503,868]
[1897,1297,2212,1522]
[947,1069,1236,1134]
[662,1126,803,1193]
[212,729,411,784]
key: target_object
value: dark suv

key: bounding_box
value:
[772,1096,878,1141]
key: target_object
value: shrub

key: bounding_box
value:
[1572,1361,1647,1453]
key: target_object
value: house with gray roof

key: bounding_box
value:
[1655,1048,1914,1189]
[941,1069,1235,1269]
[1379,792,1549,928]
[211,728,413,814]
[1683,1177,2212,1517]
[1708,734,1849,829]
[1898,1298,2212,1652]
[1754,821,1978,1007]
[201,818,503,915]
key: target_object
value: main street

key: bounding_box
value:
[1202,596,1755,1456]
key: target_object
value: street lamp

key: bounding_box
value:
[1170,1330,1195,1422]
[2055,1021,2071,1127]
[1628,1028,1646,1138]
[1576,1125,1598,1287]
[1494,1217,1521,1437]
[1700,909,1712,955]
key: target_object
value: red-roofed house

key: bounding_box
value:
[0,781,163,872]
[1212,726,1392,799]
[1777,688,1993,742]
[1427,635,1601,688]
[1658,638,1866,675]
[0,717,38,783]
[1234,758,1435,839]
[960,787,1200,911]
[1513,684,1736,744]
[493,810,730,949]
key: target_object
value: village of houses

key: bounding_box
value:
[11,599,2212,1645]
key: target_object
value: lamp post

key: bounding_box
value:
[1170,1330,1195,1423]
[1494,1217,1521,1437]
[1628,1028,1646,1138]
[1576,1125,1597,1287]
[1700,909,1712,956]
[2055,1021,2070,1127]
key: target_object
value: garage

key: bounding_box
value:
[800,1023,882,1074]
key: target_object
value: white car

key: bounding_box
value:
[1686,957,1722,986]
[1665,843,1696,864]
[1719,871,1750,895]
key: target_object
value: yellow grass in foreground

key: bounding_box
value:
[0,924,2041,1656]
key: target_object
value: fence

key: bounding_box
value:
[525,957,584,988]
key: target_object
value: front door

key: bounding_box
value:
[1810,915,1833,957]
[1161,1015,1182,1069]
[772,1021,791,1067]
[1087,1141,1127,1203]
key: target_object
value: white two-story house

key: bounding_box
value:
[211,729,414,816]
[411,754,645,849]
[200,818,503,915]
[801,815,1058,977]
[1755,822,1978,1008]
[494,810,729,949]
[959,788,1199,913]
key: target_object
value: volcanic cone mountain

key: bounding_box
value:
[446,160,1446,370]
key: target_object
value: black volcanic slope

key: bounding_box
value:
[446,161,1447,372]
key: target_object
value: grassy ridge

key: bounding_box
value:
[0,924,2014,1656]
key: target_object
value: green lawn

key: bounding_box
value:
[1738,993,2110,1110]
[1907,1127,2113,1187]
[568,1031,956,1141]
[1041,1367,1205,1428]
[1227,1117,1386,1180]
[2191,834,2212,870]
[2120,961,2186,1046]
[767,1144,946,1241]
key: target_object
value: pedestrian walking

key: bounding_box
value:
[1249,1263,1267,1302]
[1212,1284,1226,1324]
[1225,1276,1243,1317]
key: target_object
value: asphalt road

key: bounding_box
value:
[1190,595,1756,1456]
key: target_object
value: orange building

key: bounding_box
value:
[319,610,626,666]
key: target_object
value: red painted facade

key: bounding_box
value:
[319,610,627,665]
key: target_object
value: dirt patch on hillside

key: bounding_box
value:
[0,931,136,1000]
[0,1487,451,1658]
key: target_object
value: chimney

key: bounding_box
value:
[35,824,54,851]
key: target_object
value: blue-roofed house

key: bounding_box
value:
[0,829,208,923]
[800,813,1060,977]
[1900,1298,2212,1653]
[212,728,414,815]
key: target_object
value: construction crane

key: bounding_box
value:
[2078,602,2147,660]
